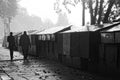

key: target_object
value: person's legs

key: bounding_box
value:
[24,51,27,60]
[22,47,26,60]
[10,49,13,61]
[22,46,29,60]
[24,47,28,60]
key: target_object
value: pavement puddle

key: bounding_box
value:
[0,75,12,80]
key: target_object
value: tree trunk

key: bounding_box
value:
[98,0,104,25]
[4,18,10,36]
[82,0,85,26]
[3,17,10,47]
[94,0,99,24]
[89,0,95,25]
[103,0,115,23]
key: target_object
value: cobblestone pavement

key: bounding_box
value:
[0,45,111,80]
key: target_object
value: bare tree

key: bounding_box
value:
[103,0,115,23]
[54,0,120,26]
[0,0,18,36]
[0,0,18,47]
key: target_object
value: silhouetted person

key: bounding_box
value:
[7,32,15,61]
[19,31,31,60]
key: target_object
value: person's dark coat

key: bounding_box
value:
[7,35,15,49]
[19,34,30,48]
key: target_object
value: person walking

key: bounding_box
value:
[19,31,31,60]
[7,32,15,61]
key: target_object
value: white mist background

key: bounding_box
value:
[0,0,90,39]
[19,0,90,26]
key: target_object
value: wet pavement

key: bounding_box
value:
[0,45,111,80]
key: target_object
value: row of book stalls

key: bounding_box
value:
[3,22,120,74]
[29,22,120,74]
[99,22,120,74]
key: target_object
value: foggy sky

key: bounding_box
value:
[0,8,69,39]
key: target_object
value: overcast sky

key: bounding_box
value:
[19,0,90,26]
[0,0,90,39]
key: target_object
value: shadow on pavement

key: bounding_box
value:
[0,59,24,62]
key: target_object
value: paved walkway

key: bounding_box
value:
[0,45,23,80]
[0,45,111,80]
